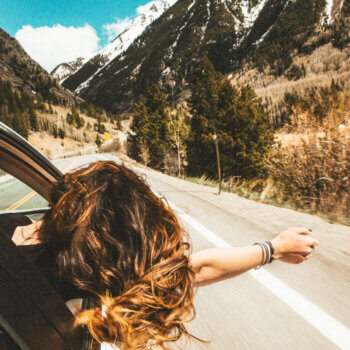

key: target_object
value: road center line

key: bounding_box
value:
[158,193,350,350]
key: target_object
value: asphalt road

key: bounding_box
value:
[1,153,350,349]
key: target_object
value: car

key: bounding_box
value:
[0,121,100,350]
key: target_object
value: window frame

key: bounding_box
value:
[0,122,84,349]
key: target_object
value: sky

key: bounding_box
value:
[0,0,154,72]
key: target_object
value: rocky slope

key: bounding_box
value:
[0,28,74,104]
[62,0,177,93]
[65,0,349,113]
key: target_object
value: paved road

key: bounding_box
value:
[2,153,350,349]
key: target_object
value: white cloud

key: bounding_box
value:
[102,18,133,42]
[15,24,100,72]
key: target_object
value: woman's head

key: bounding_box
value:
[40,161,196,349]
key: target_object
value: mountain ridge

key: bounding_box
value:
[0,28,75,104]
[65,0,348,114]
[61,0,178,93]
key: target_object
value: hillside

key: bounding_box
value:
[63,0,349,114]
[61,0,177,92]
[0,28,75,105]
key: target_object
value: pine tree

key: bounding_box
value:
[218,83,274,178]
[58,127,65,139]
[29,107,38,131]
[12,113,29,139]
[186,57,222,177]
[129,84,170,168]
[187,57,274,179]
[95,134,102,148]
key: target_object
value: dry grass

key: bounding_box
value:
[230,44,350,108]
[179,89,350,224]
[29,104,127,159]
[267,90,350,221]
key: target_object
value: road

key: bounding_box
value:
[1,153,350,349]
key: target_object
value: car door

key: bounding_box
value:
[0,121,84,350]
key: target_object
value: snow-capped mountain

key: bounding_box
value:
[51,57,85,83]
[62,0,177,92]
[64,0,349,113]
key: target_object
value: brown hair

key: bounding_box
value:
[39,161,196,349]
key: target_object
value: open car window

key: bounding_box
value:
[0,168,49,220]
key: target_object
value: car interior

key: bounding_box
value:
[0,122,101,349]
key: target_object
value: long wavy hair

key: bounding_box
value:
[39,161,196,349]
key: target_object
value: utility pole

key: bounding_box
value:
[211,118,222,195]
[202,68,222,195]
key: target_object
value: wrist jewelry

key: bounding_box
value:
[265,241,275,262]
[253,241,274,269]
[253,242,267,269]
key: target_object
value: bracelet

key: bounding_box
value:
[261,242,271,264]
[253,243,266,269]
[265,241,275,263]
[254,241,275,268]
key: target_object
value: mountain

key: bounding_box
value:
[64,0,349,114]
[0,28,74,104]
[62,0,178,92]
[50,57,85,83]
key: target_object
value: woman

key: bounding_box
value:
[3,161,318,349]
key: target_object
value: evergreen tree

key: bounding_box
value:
[66,113,74,125]
[58,127,65,139]
[187,57,274,179]
[12,113,29,139]
[29,107,38,131]
[186,57,222,177]
[95,134,102,148]
[218,83,274,178]
[129,84,170,168]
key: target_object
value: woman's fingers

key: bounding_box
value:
[271,226,319,264]
[279,253,306,264]
[295,227,312,235]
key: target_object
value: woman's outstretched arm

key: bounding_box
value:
[189,227,319,287]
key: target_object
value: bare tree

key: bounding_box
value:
[167,107,190,176]
[138,139,151,166]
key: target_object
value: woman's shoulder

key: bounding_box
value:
[0,213,32,239]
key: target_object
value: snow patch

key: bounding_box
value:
[188,0,196,11]
[201,1,211,39]
[240,0,268,29]
[132,63,142,75]
[169,19,188,59]
[325,0,333,24]
[255,25,272,45]
[162,67,171,75]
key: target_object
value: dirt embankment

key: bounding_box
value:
[28,104,130,159]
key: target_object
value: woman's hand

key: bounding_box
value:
[189,227,319,287]
[270,227,319,264]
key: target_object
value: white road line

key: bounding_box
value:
[159,194,350,350]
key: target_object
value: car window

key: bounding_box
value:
[0,324,21,350]
[0,168,49,220]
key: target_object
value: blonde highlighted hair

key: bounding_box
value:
[39,161,197,349]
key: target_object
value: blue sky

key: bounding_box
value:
[0,0,153,71]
